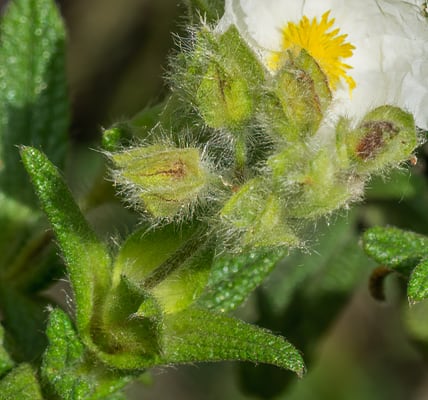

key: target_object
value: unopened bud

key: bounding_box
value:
[261,49,332,143]
[184,26,264,130]
[196,63,254,129]
[110,145,211,218]
[220,178,300,249]
[284,150,364,219]
[336,106,418,174]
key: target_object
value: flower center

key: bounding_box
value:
[269,11,356,93]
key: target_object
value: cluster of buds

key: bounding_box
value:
[106,24,420,252]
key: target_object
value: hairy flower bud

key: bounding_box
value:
[336,105,418,174]
[261,49,332,142]
[110,145,211,219]
[220,178,300,249]
[181,26,264,130]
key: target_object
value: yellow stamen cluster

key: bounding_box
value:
[270,11,356,93]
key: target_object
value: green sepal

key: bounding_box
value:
[0,324,14,378]
[285,150,363,219]
[336,106,417,174]
[269,146,361,219]
[20,147,112,335]
[180,26,264,130]
[93,221,214,369]
[100,275,162,359]
[42,308,133,400]
[113,222,213,314]
[407,258,428,304]
[362,226,428,275]
[196,61,254,129]
[221,178,300,249]
[262,49,331,142]
[149,242,214,314]
[110,145,211,219]
[0,364,43,400]
[198,248,287,312]
[0,0,69,206]
[112,223,196,285]
[161,307,305,377]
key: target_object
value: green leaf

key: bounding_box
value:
[363,226,428,274]
[42,308,133,400]
[198,248,286,312]
[0,324,14,378]
[0,0,69,206]
[99,276,163,365]
[161,307,305,377]
[408,258,428,304]
[0,364,43,400]
[20,147,111,335]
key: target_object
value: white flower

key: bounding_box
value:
[216,0,428,130]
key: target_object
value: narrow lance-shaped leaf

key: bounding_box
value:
[408,258,428,304]
[0,0,69,206]
[198,248,286,313]
[161,307,305,377]
[20,147,111,333]
[362,226,428,274]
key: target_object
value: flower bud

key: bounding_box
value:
[180,26,264,130]
[196,63,254,130]
[277,150,364,219]
[261,49,332,143]
[110,145,211,219]
[336,105,418,174]
[220,178,300,249]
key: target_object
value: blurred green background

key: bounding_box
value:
[6,0,426,398]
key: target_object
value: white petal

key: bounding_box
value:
[217,0,428,129]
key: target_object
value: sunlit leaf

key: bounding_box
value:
[198,248,286,312]
[161,307,305,377]
[362,226,428,274]
[20,147,111,334]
